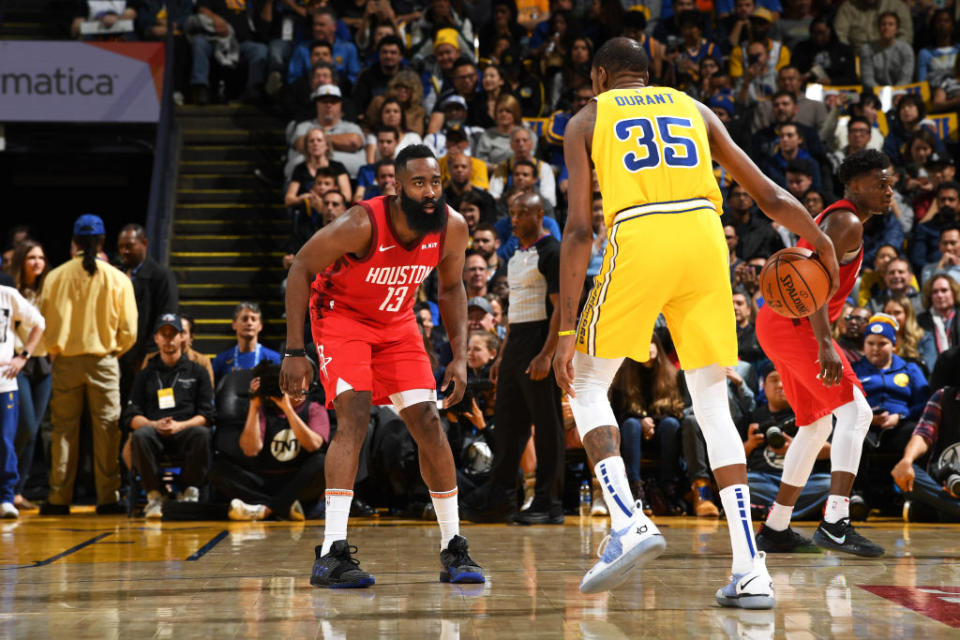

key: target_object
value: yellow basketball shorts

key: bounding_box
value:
[577,200,738,369]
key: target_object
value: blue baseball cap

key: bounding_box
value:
[865,314,898,346]
[709,94,735,116]
[73,214,105,236]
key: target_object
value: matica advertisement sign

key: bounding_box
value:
[0,41,164,122]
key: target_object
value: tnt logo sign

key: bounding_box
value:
[270,429,300,462]
[861,585,960,627]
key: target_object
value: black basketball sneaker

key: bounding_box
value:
[439,535,485,583]
[813,518,885,557]
[310,540,376,588]
[755,524,821,553]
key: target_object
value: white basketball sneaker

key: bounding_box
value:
[579,501,667,594]
[715,551,775,609]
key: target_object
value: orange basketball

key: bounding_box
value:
[759,247,832,319]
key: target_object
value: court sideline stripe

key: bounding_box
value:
[1,532,113,570]
[186,530,229,561]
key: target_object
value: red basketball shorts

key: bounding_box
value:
[756,305,863,426]
[310,310,436,409]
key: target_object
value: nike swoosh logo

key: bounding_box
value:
[378,245,396,252]
[739,575,758,590]
[821,529,846,545]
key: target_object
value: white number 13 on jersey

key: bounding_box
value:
[614,116,700,172]
[378,286,409,312]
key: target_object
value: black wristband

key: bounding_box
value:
[283,349,307,358]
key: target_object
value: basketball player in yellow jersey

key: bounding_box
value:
[553,38,841,606]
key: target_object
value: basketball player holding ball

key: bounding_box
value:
[755,149,894,557]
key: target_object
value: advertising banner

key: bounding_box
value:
[0,41,164,123]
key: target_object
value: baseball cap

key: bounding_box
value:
[865,313,898,345]
[709,94,735,116]
[313,84,342,100]
[153,312,183,334]
[467,296,493,315]
[434,28,460,52]
[751,7,775,22]
[442,94,468,110]
[73,214,105,236]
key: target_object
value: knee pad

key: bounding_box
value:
[569,351,623,441]
[684,364,746,470]
[831,387,872,475]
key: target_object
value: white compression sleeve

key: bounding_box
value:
[830,387,872,475]
[780,414,833,487]
[569,350,623,440]
[684,364,745,470]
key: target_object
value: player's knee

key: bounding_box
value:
[570,389,618,442]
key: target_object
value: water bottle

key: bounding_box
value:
[579,480,591,517]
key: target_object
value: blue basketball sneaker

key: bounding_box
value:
[579,501,667,594]
[310,540,375,588]
[715,551,775,609]
[439,535,485,584]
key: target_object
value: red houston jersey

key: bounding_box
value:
[796,198,864,323]
[310,196,445,326]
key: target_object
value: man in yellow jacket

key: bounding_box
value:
[40,215,137,515]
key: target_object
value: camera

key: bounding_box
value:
[931,459,960,498]
[747,53,761,66]
[252,365,283,399]
[763,425,786,449]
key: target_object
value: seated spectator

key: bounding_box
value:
[883,95,947,168]
[323,189,348,223]
[734,40,778,106]
[918,274,960,357]
[361,158,397,200]
[443,154,496,216]
[123,314,215,519]
[428,58,487,134]
[664,11,722,91]
[364,99,422,163]
[751,65,828,138]
[611,336,687,516]
[733,286,765,365]
[351,35,406,124]
[802,187,831,218]
[752,91,826,163]
[867,257,924,315]
[444,330,498,433]
[729,8,790,82]
[892,384,960,522]
[142,313,214,386]
[791,17,857,86]
[912,182,960,273]
[287,7,360,86]
[861,213,906,274]
[419,28,466,115]
[854,314,929,442]
[474,94,526,173]
[829,117,873,180]
[356,126,400,201]
[456,192,490,238]
[185,0,269,105]
[463,254,489,299]
[831,92,885,154]
[287,84,365,180]
[489,128,557,208]
[721,182,785,262]
[858,244,913,307]
[365,70,428,138]
[211,363,327,521]
[500,45,547,118]
[408,0,474,64]
[761,124,822,191]
[836,305,871,365]
[921,226,960,285]
[778,0,817,50]
[860,12,914,87]
[716,0,758,55]
[71,0,136,40]
[883,296,937,373]
[834,0,912,50]
[212,303,282,382]
[917,9,958,86]
[742,365,831,521]
[281,44,337,120]
[471,223,506,285]
[931,52,960,115]
[438,129,489,190]
[725,224,743,281]
[285,127,352,209]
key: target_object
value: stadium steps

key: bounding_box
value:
[172,103,290,356]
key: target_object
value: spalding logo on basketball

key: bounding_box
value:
[760,247,833,319]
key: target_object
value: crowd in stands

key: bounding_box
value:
[3,0,960,523]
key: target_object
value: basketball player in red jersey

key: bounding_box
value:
[280,145,484,588]
[754,150,893,557]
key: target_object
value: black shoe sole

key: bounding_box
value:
[440,569,485,584]
[812,530,885,557]
[310,575,376,588]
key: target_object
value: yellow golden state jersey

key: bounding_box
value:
[591,87,723,227]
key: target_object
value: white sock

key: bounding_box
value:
[430,487,460,550]
[321,489,353,555]
[719,484,758,575]
[765,502,794,531]
[824,495,850,524]
[595,457,636,530]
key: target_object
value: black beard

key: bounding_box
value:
[400,187,447,234]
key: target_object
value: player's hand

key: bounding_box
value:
[816,342,843,388]
[441,356,467,408]
[526,351,552,381]
[812,235,840,300]
[891,458,915,492]
[552,335,576,397]
[280,356,312,397]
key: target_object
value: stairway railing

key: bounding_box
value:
[145,29,179,266]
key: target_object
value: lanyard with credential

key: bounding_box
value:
[232,344,262,371]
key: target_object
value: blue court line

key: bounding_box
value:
[185,530,228,561]
[0,532,113,570]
